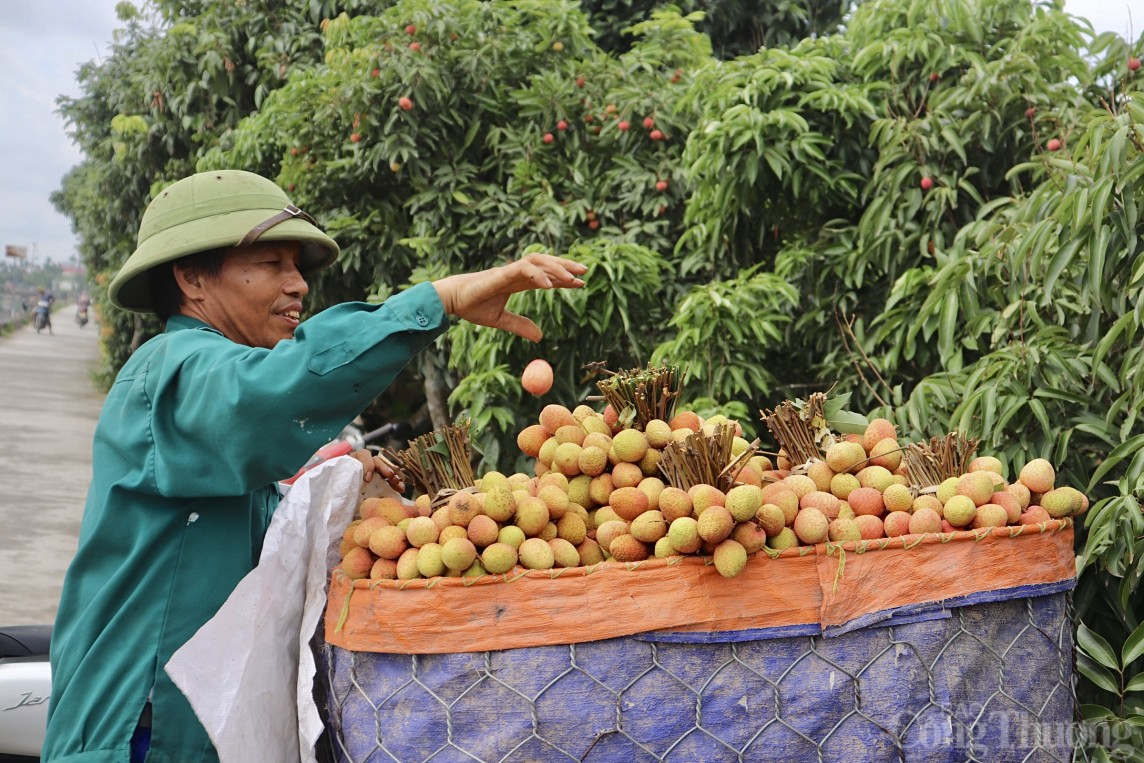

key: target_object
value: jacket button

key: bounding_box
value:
[415,311,429,327]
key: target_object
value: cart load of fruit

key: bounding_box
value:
[333,366,1085,584]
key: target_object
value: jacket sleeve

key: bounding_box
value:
[146,282,447,497]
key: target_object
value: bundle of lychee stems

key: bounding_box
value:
[594,364,681,429]
[762,393,980,490]
[760,393,831,466]
[383,421,475,501]
[901,432,980,488]
[659,423,753,493]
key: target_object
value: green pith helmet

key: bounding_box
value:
[109,170,339,312]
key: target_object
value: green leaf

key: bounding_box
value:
[1125,620,1144,669]
[829,410,870,434]
[1078,653,1121,695]
[1079,622,1121,671]
[1089,434,1144,492]
[1127,672,1144,693]
[1080,703,1117,721]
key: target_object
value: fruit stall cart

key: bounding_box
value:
[315,369,1084,763]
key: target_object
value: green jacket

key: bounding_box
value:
[44,283,446,762]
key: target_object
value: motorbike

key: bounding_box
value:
[32,304,51,335]
[0,420,409,762]
[74,307,89,328]
[0,625,51,762]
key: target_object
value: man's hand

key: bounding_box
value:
[432,253,587,342]
[351,449,406,493]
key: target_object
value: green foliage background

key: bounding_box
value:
[53,0,1144,751]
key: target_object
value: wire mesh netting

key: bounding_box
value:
[318,590,1077,763]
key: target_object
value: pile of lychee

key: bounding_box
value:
[336,406,1087,583]
[761,419,1087,555]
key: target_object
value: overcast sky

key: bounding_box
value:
[0,0,1139,265]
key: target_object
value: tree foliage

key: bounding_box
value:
[54,0,1144,749]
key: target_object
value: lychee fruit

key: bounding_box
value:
[968,456,1005,478]
[856,466,894,492]
[368,525,408,560]
[1018,505,1051,525]
[793,507,829,545]
[826,441,867,474]
[971,504,1009,529]
[768,527,799,550]
[1041,487,1084,518]
[395,547,421,579]
[521,359,554,396]
[829,472,861,500]
[957,471,995,507]
[577,537,605,565]
[782,474,819,499]
[1019,459,1056,494]
[881,483,914,514]
[658,487,693,522]
[415,543,446,577]
[668,516,702,553]
[340,546,375,580]
[466,514,500,548]
[622,507,664,545]
[854,514,885,540]
[609,486,650,521]
[446,492,481,527]
[609,534,650,562]
[800,490,841,519]
[697,505,735,543]
[868,438,902,471]
[908,508,942,535]
[405,515,439,548]
[498,525,526,549]
[441,538,478,571]
[514,496,550,536]
[755,503,786,537]
[612,429,649,463]
[713,539,748,578]
[847,487,885,517]
[828,517,862,543]
[943,495,977,528]
[883,511,912,537]
[725,484,763,522]
[370,558,398,580]
[806,461,835,492]
[689,484,727,514]
[989,491,1022,524]
[518,537,555,570]
[935,476,961,504]
[863,418,897,453]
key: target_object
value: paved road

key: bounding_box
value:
[0,307,103,626]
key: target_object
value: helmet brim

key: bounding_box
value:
[109,208,339,313]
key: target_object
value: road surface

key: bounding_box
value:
[0,307,103,626]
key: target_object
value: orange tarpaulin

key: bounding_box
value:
[324,520,1075,654]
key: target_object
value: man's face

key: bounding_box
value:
[182,241,309,349]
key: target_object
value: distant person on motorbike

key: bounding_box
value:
[75,292,91,327]
[43,169,586,763]
[33,287,53,334]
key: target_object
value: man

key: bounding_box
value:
[43,169,586,762]
[34,287,54,334]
